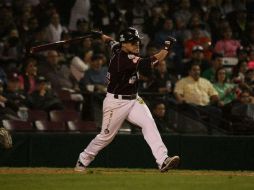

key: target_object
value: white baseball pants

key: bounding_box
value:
[78,93,168,167]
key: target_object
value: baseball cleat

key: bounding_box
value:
[160,156,180,172]
[74,160,86,172]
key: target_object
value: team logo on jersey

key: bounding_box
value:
[129,76,137,84]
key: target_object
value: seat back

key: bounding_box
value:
[35,120,66,132]
[67,120,98,132]
[49,110,80,122]
[3,120,34,132]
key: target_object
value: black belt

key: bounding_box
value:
[114,94,137,100]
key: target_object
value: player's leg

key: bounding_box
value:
[126,97,179,171]
[75,96,134,170]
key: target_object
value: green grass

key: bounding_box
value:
[0,169,254,190]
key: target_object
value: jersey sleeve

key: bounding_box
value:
[137,56,158,70]
[108,40,120,54]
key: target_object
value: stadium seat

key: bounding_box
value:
[49,110,81,122]
[27,109,48,122]
[56,89,83,110]
[67,120,98,132]
[35,120,66,132]
[3,120,34,132]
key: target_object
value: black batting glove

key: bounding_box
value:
[164,36,177,51]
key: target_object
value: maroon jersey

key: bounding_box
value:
[106,41,156,95]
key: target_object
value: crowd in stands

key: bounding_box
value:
[0,0,254,134]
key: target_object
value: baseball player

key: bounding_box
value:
[75,27,180,172]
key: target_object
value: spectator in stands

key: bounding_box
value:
[175,63,220,106]
[82,49,93,68]
[214,26,241,57]
[26,76,64,111]
[202,53,224,83]
[58,31,74,61]
[184,26,212,60]
[151,101,172,133]
[70,56,88,84]
[173,0,192,25]
[68,0,91,31]
[143,5,164,41]
[154,18,176,48]
[206,7,223,43]
[79,54,107,93]
[0,79,20,120]
[229,8,248,41]
[220,0,235,16]
[237,46,249,63]
[71,18,90,38]
[148,60,175,95]
[224,87,254,132]
[187,13,210,39]
[3,71,26,112]
[124,0,147,32]
[90,0,121,35]
[19,56,38,95]
[38,50,77,92]
[238,88,254,104]
[45,12,67,43]
[213,67,237,106]
[232,59,248,84]
[174,16,190,44]
[0,4,16,39]
[183,45,210,76]
[0,29,23,69]
[28,27,48,52]
[73,37,93,59]
[245,69,254,93]
[174,63,221,133]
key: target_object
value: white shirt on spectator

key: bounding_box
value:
[45,24,66,43]
[68,0,91,31]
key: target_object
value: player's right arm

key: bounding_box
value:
[91,30,118,51]
[152,49,169,64]
[101,34,114,43]
[101,34,120,54]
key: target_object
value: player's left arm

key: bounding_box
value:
[151,36,177,65]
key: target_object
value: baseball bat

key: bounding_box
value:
[29,33,94,54]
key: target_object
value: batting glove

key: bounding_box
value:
[164,36,177,51]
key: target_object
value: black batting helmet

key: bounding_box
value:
[118,27,142,43]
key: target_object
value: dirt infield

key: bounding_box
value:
[0,168,254,176]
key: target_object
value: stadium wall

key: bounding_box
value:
[0,133,253,170]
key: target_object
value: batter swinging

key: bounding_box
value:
[75,27,180,172]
